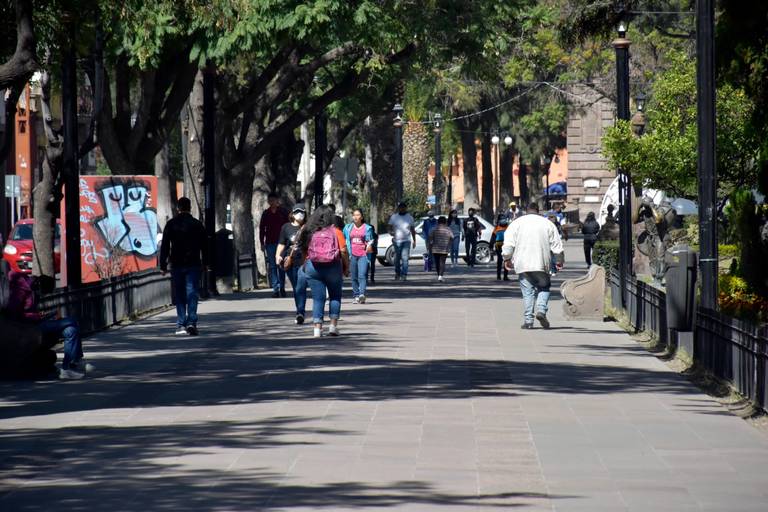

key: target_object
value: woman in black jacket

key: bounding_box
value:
[581,211,601,266]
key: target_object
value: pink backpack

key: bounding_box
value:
[307,226,340,264]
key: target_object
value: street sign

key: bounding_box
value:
[4,175,21,198]
[332,157,359,182]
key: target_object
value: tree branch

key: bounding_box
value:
[0,0,38,91]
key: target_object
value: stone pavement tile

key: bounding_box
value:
[550,491,628,512]
[618,485,698,509]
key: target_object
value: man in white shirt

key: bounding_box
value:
[388,202,416,281]
[502,203,564,329]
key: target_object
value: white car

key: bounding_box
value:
[377,215,495,266]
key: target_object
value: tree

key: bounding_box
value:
[602,52,758,199]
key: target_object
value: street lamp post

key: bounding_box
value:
[314,112,327,210]
[613,20,632,308]
[393,104,404,204]
[62,15,81,289]
[434,113,443,211]
[544,156,551,211]
[491,132,500,213]
[697,0,718,310]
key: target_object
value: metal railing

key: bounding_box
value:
[610,268,767,410]
[40,270,172,335]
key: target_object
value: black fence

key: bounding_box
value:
[40,270,172,335]
[610,269,768,410]
[609,270,668,344]
[697,308,768,410]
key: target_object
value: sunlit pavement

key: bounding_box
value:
[2,240,768,511]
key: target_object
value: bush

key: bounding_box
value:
[593,240,620,271]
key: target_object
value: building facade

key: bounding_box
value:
[566,84,617,221]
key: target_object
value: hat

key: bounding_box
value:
[397,201,407,208]
[292,203,306,213]
[509,201,516,207]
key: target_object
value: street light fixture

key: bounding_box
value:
[631,92,647,137]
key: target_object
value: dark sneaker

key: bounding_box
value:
[271,291,280,298]
[186,325,199,336]
[535,312,550,329]
[295,314,305,325]
[521,323,534,329]
[279,289,287,298]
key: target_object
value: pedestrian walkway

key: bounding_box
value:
[1,240,768,511]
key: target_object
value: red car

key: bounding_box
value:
[2,219,61,274]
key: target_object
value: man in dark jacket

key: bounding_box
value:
[260,193,289,297]
[581,211,601,266]
[160,197,209,335]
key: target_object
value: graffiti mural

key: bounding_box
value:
[62,176,159,284]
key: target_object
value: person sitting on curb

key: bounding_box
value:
[6,271,92,379]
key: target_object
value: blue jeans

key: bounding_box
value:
[40,317,83,370]
[450,237,460,264]
[393,241,411,277]
[304,260,342,324]
[287,264,308,316]
[350,254,369,297]
[519,271,551,325]
[172,266,201,328]
[265,243,286,292]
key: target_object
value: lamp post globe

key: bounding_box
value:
[491,134,500,145]
[504,135,513,146]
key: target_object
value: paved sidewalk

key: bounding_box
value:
[1,240,768,511]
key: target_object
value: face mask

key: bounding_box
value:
[294,212,305,222]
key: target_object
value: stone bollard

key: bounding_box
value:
[561,265,605,320]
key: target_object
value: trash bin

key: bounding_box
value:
[214,228,235,279]
[665,245,697,331]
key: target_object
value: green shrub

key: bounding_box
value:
[593,240,620,271]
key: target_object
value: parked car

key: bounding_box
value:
[2,219,61,273]
[377,214,495,266]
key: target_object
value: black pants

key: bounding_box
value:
[433,253,448,276]
[367,253,376,282]
[465,238,478,266]
[584,240,596,266]
[495,246,509,279]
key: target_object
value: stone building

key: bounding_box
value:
[566,84,617,221]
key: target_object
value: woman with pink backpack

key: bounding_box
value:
[296,205,350,337]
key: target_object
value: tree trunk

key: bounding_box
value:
[252,157,271,277]
[32,150,60,291]
[458,117,480,211]
[402,121,429,212]
[367,113,397,223]
[181,72,205,218]
[230,164,255,255]
[154,143,175,230]
[363,117,379,229]
[269,130,303,206]
[499,146,514,210]
[480,121,494,219]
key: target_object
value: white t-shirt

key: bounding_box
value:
[501,214,563,274]
[388,213,415,243]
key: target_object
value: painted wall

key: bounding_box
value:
[62,176,159,284]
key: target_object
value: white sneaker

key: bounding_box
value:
[438,275,443,282]
[313,327,322,338]
[353,297,360,304]
[59,368,85,380]
[175,327,188,335]
[72,359,95,373]
[329,325,339,337]
[358,295,366,304]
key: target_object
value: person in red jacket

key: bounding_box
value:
[6,271,90,379]
[260,193,289,298]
